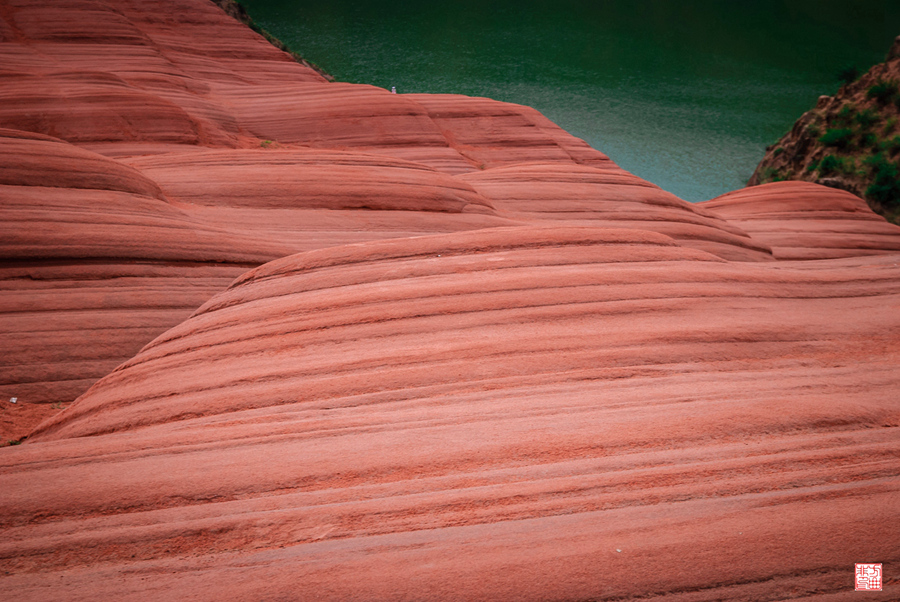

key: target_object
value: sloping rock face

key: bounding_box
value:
[0,0,793,429]
[7,226,900,600]
[0,129,290,434]
[1,0,900,599]
[124,149,515,252]
[459,162,774,261]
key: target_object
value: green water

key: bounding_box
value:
[241,0,900,202]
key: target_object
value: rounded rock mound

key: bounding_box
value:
[701,181,900,260]
[29,225,722,440]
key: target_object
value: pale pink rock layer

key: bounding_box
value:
[124,150,780,258]
[0,0,899,599]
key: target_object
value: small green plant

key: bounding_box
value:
[867,79,898,105]
[837,65,860,86]
[759,166,784,182]
[819,154,845,175]
[773,146,785,157]
[7,439,22,446]
[805,124,821,138]
[883,117,898,135]
[806,159,820,173]
[260,139,273,148]
[860,132,878,148]
[864,153,900,210]
[881,135,900,156]
[854,108,880,129]
[835,103,857,124]
[51,402,66,410]
[819,128,855,149]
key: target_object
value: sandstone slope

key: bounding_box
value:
[6,226,900,600]
[1,0,900,599]
[701,181,900,259]
[0,0,803,429]
[0,129,291,435]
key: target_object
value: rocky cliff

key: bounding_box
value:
[1,1,899,600]
[750,36,900,223]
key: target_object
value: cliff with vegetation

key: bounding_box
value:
[750,36,900,222]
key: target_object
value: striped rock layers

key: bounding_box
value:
[1,0,900,600]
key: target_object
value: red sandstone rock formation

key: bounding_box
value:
[701,181,900,259]
[0,129,290,434]
[1,0,900,599]
[8,226,900,600]
[459,162,774,261]
[0,0,789,421]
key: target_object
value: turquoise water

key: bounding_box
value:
[241,0,900,202]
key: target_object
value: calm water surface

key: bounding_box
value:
[242,0,900,201]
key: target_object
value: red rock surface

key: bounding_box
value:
[124,149,517,251]
[701,181,900,259]
[1,0,900,599]
[0,129,288,433]
[460,162,774,261]
[7,226,900,600]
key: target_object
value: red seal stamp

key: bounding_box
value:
[855,563,882,591]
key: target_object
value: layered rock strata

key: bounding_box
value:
[7,226,900,600]
[0,0,809,426]
[0,129,289,434]
[1,0,900,599]
[701,181,900,259]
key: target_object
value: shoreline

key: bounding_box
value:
[211,0,334,81]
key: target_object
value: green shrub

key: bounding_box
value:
[806,159,820,173]
[867,79,899,105]
[837,65,861,86]
[835,103,857,125]
[864,153,900,209]
[759,166,784,183]
[773,146,784,156]
[854,108,880,129]
[881,135,900,156]
[805,124,821,138]
[861,132,878,148]
[819,128,855,149]
[819,155,843,175]
[884,117,898,135]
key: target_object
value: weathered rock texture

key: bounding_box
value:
[0,0,809,429]
[0,129,288,432]
[1,0,900,600]
[7,226,900,601]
